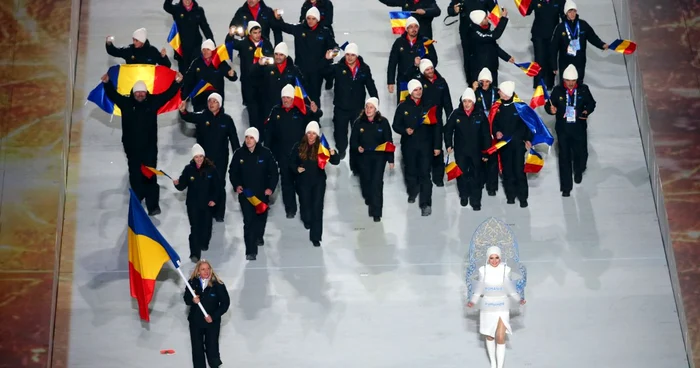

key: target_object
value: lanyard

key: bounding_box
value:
[567,89,577,106]
[565,21,580,40]
[480,89,494,116]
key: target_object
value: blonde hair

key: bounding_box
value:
[189,259,224,287]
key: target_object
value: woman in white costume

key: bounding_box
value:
[466,218,527,368]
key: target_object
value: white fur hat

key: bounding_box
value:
[344,43,359,56]
[306,7,321,21]
[562,64,579,80]
[470,10,487,25]
[247,21,262,34]
[407,79,422,93]
[208,93,222,106]
[192,143,205,157]
[419,59,434,74]
[201,39,215,51]
[132,28,147,43]
[245,127,259,142]
[486,246,502,258]
[498,81,515,98]
[281,84,295,98]
[564,0,577,13]
[305,121,320,135]
[365,97,379,112]
[132,80,148,93]
[461,88,476,103]
[477,67,493,82]
[274,42,289,56]
[405,16,419,30]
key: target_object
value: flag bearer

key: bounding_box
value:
[181,40,238,112]
[544,65,596,196]
[163,0,215,73]
[105,28,171,67]
[179,93,240,222]
[173,144,220,262]
[444,88,491,210]
[468,9,514,86]
[378,0,441,39]
[350,98,395,222]
[229,128,279,261]
[524,0,566,90]
[472,68,500,196]
[387,17,438,105]
[290,122,340,247]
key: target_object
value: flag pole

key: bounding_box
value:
[175,261,209,317]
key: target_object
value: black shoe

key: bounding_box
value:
[214,217,224,223]
[507,199,515,204]
[460,198,468,207]
[339,150,347,160]
[148,207,161,216]
[520,200,528,208]
[201,245,209,251]
[472,206,481,211]
[256,238,265,246]
[434,181,444,187]
[312,241,321,247]
[562,191,571,197]
[303,222,311,230]
[421,206,432,216]
[574,173,582,184]
[408,195,417,204]
[325,80,334,90]
[488,191,496,196]
[286,212,296,219]
[246,254,256,261]
[373,216,381,222]
[190,255,199,263]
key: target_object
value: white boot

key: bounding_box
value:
[486,339,496,368]
[496,344,506,368]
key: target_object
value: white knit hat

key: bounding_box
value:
[306,7,321,21]
[564,0,577,13]
[405,16,419,30]
[201,39,215,51]
[365,97,379,112]
[344,43,359,56]
[245,127,259,142]
[469,10,486,25]
[192,143,205,157]
[461,88,476,102]
[281,84,295,98]
[208,93,222,106]
[132,80,148,93]
[274,42,289,56]
[419,59,434,74]
[477,67,493,82]
[247,21,261,34]
[407,79,422,93]
[132,28,147,43]
[562,64,579,80]
[498,81,515,98]
[305,121,320,135]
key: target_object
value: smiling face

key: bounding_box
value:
[488,253,501,267]
[365,102,376,118]
[306,15,319,27]
[197,261,211,279]
[306,131,318,144]
[193,154,204,166]
[132,38,144,48]
[207,98,220,113]
[462,99,474,110]
[202,48,213,59]
[411,86,423,100]
[247,0,259,6]
[406,24,419,37]
[249,27,262,42]
[133,91,147,102]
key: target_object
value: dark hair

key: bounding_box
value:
[299,136,319,161]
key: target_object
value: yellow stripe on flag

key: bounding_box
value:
[127,228,171,280]
[114,64,157,116]
[248,195,262,206]
[390,19,407,28]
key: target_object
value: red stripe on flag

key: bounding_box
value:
[152,66,181,115]
[129,262,157,322]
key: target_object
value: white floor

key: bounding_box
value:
[67,0,688,367]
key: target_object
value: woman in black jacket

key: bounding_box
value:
[184,259,230,368]
[290,121,340,247]
[174,144,220,262]
[349,98,394,222]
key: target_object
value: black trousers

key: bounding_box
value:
[126,153,160,212]
[455,153,484,207]
[187,205,213,259]
[189,322,222,368]
[333,107,360,155]
[557,125,588,192]
[243,84,266,136]
[276,154,298,215]
[298,179,326,242]
[402,145,433,207]
[459,30,472,84]
[175,46,199,74]
[558,58,586,85]
[239,195,268,256]
[532,37,555,90]
[500,144,528,202]
[210,155,229,220]
[359,154,387,217]
[484,152,500,193]
[302,69,323,108]
[431,149,444,185]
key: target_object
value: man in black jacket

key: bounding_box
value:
[492,81,534,208]
[230,128,279,260]
[179,93,240,222]
[100,72,183,215]
[321,43,379,165]
[300,0,335,90]
[525,0,566,89]
[468,9,514,86]
[392,79,442,216]
[229,0,283,45]
[472,67,500,196]
[448,0,495,83]
[387,16,438,105]
[545,65,595,196]
[378,0,441,39]
[163,0,215,73]
[181,40,238,112]
[105,28,171,67]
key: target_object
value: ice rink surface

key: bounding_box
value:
[67,0,689,366]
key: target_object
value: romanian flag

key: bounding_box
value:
[524,148,544,173]
[141,164,171,179]
[445,156,463,181]
[483,137,511,155]
[422,105,438,125]
[87,64,181,117]
[390,11,411,34]
[488,2,502,27]
[167,23,182,56]
[515,62,541,77]
[252,44,264,64]
[188,80,215,99]
[318,134,331,169]
[608,39,637,55]
[529,79,549,109]
[514,0,531,16]
[212,42,234,69]
[418,39,435,57]
[243,189,269,214]
[339,41,349,51]
[487,95,554,147]
[294,77,308,115]
[374,142,396,152]
[128,189,181,322]
[399,81,409,102]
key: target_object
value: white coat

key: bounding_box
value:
[470,263,521,337]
